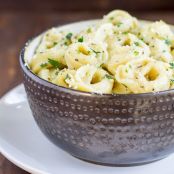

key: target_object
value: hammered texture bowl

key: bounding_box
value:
[19,20,174,166]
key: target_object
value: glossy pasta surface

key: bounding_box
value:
[29,10,174,94]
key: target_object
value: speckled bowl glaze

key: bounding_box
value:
[20,20,174,166]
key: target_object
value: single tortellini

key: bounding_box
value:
[136,61,172,92]
[37,28,66,52]
[94,23,114,43]
[115,58,172,93]
[140,21,174,44]
[149,38,173,63]
[38,69,50,81]
[53,65,114,94]
[30,48,66,73]
[107,33,150,74]
[74,65,114,93]
[73,26,97,43]
[52,69,76,88]
[103,10,138,33]
[64,42,108,70]
[38,68,60,82]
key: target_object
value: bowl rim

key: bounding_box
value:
[19,19,174,98]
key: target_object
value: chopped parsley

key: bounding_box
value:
[123,31,128,35]
[40,63,48,68]
[134,51,139,56]
[134,42,140,46]
[170,79,174,84]
[64,33,73,45]
[137,65,143,69]
[65,74,71,80]
[90,48,101,54]
[105,74,114,79]
[170,62,174,69]
[66,33,73,40]
[116,22,122,27]
[55,71,59,75]
[165,39,171,45]
[87,28,92,33]
[78,36,84,42]
[48,58,64,69]
[64,41,68,46]
[40,59,64,69]
[129,64,132,68]
[53,42,58,46]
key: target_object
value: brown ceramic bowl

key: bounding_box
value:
[19,20,174,166]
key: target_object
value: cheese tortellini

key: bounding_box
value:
[53,65,114,93]
[29,10,174,94]
[115,58,172,93]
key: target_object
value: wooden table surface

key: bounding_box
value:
[0,10,174,174]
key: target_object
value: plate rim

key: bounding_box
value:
[0,84,48,174]
[1,84,174,174]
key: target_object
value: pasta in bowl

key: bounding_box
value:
[20,10,174,166]
[27,10,174,94]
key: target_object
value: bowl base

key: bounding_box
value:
[73,156,166,167]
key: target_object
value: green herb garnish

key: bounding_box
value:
[48,58,64,69]
[66,33,73,40]
[134,51,139,56]
[123,31,128,35]
[53,42,58,46]
[78,36,84,42]
[134,42,140,46]
[90,48,101,54]
[87,28,92,33]
[170,62,174,69]
[65,74,71,80]
[40,63,48,68]
[170,79,174,84]
[116,22,122,27]
[64,41,68,46]
[54,70,59,75]
[165,39,171,45]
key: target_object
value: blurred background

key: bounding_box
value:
[0,0,174,173]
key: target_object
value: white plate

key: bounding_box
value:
[0,85,174,174]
